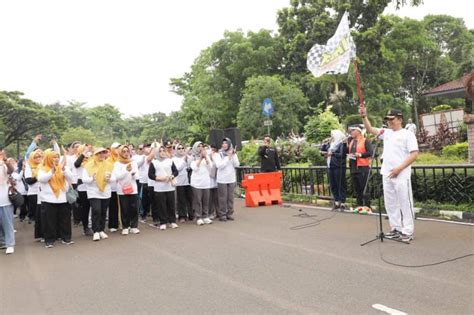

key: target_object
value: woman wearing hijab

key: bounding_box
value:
[113,145,140,235]
[82,148,116,241]
[321,130,348,211]
[208,144,219,220]
[148,144,178,230]
[106,143,120,232]
[214,138,240,221]
[25,149,44,239]
[37,150,73,248]
[172,143,194,222]
[190,142,213,226]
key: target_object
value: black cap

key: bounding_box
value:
[384,109,403,120]
[164,140,172,148]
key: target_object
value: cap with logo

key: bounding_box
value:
[384,109,403,120]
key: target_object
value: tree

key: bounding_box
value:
[0,91,67,148]
[61,127,97,145]
[236,75,309,139]
[304,105,343,143]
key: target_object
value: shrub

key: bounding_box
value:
[304,106,342,143]
[442,142,468,159]
[301,146,326,166]
[237,142,259,166]
[432,104,452,112]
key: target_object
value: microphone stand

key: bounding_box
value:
[360,136,407,246]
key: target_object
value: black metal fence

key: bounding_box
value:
[236,164,474,205]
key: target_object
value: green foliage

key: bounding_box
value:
[275,141,308,165]
[442,142,468,159]
[414,152,466,165]
[304,106,342,143]
[301,146,326,166]
[237,142,260,166]
[237,76,308,139]
[432,104,452,112]
[61,127,97,146]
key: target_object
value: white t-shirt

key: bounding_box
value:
[214,151,240,184]
[25,164,40,195]
[113,161,138,195]
[11,170,27,195]
[66,155,79,184]
[380,128,418,180]
[172,156,190,186]
[190,158,212,189]
[405,123,417,134]
[151,159,175,192]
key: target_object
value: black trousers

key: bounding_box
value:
[17,195,28,219]
[71,184,81,224]
[176,185,193,219]
[78,191,90,230]
[41,202,71,243]
[149,186,158,222]
[89,198,109,233]
[351,167,371,207]
[119,194,138,229]
[27,194,37,220]
[108,192,119,229]
[153,191,176,224]
[138,183,151,218]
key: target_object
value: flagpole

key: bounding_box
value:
[353,59,365,109]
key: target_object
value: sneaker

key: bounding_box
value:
[400,233,413,243]
[139,216,147,223]
[170,223,179,229]
[203,218,213,224]
[5,247,14,254]
[93,232,100,241]
[130,228,140,234]
[196,219,204,226]
[219,217,227,222]
[83,228,93,236]
[179,218,186,223]
[385,230,401,239]
[339,204,346,212]
[109,228,118,233]
[62,240,75,245]
[0,244,6,249]
[159,224,167,230]
[100,231,109,239]
[332,202,340,211]
[226,215,234,221]
[45,243,54,248]
[121,228,129,235]
[209,215,215,220]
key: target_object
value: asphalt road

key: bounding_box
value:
[1,199,473,314]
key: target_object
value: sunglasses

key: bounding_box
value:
[177,147,184,150]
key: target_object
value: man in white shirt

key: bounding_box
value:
[360,108,418,243]
[405,118,417,134]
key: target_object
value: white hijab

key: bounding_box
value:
[329,130,346,152]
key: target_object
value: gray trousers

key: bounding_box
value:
[192,187,209,219]
[217,182,235,218]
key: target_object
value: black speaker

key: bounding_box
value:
[224,127,242,151]
[209,129,225,148]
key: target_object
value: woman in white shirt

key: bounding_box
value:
[190,142,213,226]
[0,149,15,254]
[73,144,93,236]
[172,144,194,222]
[214,138,240,221]
[82,148,116,241]
[113,145,140,235]
[148,145,178,230]
[37,150,73,248]
[25,149,43,239]
[10,158,28,221]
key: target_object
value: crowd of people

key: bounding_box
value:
[0,136,240,254]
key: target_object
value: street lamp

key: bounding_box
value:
[411,76,420,134]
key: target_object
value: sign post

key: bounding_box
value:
[262,98,273,135]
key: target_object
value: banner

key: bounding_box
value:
[307,12,356,78]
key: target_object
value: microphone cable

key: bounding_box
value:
[289,208,337,230]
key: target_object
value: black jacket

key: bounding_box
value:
[258,145,281,172]
[321,143,347,169]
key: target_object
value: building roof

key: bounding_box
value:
[422,73,472,98]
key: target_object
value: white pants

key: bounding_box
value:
[383,176,415,236]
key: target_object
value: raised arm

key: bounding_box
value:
[359,107,379,136]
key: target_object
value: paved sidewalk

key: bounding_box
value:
[1,199,473,314]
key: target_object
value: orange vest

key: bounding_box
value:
[349,138,369,167]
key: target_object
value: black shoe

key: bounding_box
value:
[226,216,234,221]
[219,217,227,222]
[339,204,346,212]
[45,242,54,248]
[62,239,75,245]
[83,228,93,236]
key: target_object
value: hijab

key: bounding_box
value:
[220,137,233,157]
[39,149,65,197]
[192,141,203,159]
[28,149,43,178]
[117,145,132,164]
[85,151,114,192]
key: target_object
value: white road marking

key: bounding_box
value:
[372,303,407,315]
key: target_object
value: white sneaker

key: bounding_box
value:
[109,228,118,233]
[170,223,179,229]
[203,218,213,224]
[122,228,129,235]
[209,215,215,220]
[196,219,204,226]
[5,247,14,255]
[93,232,100,241]
[130,228,140,234]
[159,224,167,230]
[99,231,109,239]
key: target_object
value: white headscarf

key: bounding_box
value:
[329,130,346,152]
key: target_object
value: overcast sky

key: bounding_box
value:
[0,0,472,117]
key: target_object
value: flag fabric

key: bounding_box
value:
[307,12,356,78]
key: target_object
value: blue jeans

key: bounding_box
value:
[0,205,15,247]
[328,167,347,203]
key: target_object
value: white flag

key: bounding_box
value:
[307,12,356,78]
